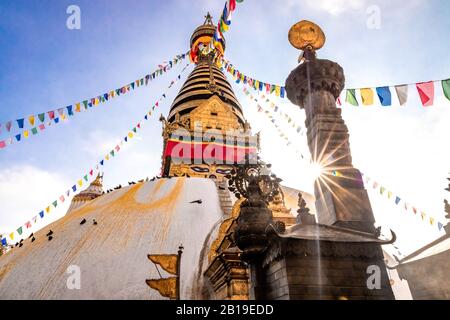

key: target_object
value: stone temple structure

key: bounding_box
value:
[0,15,315,300]
[7,15,445,300]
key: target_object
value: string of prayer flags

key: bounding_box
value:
[0,52,189,151]
[361,173,446,231]
[0,64,192,247]
[339,78,449,107]
[220,58,286,98]
[242,86,309,161]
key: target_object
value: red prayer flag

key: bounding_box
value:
[228,0,236,11]
[25,221,32,228]
[48,111,55,120]
[416,81,434,107]
[0,140,6,149]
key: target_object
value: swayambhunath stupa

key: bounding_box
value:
[0,0,449,304]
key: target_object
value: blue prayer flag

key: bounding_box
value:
[17,118,25,128]
[376,86,392,106]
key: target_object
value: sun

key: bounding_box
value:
[309,162,323,180]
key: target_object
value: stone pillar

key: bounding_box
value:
[286,51,375,233]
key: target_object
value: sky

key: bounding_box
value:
[0,0,449,258]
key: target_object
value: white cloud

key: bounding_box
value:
[0,165,70,239]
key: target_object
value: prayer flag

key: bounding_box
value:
[17,118,25,128]
[395,84,408,106]
[346,89,359,106]
[416,81,434,106]
[28,115,35,126]
[360,88,374,105]
[442,79,450,101]
[38,113,45,122]
[376,86,392,106]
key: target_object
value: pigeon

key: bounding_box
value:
[80,218,86,225]
[28,233,34,238]
[93,219,98,225]
[48,236,53,241]
[46,230,53,237]
[19,243,23,247]
[190,199,203,204]
[218,186,226,190]
[19,239,24,243]
[31,237,36,243]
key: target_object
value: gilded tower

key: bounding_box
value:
[160,14,257,180]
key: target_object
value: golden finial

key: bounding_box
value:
[288,20,326,52]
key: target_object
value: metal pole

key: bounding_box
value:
[177,244,183,300]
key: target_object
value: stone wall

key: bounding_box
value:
[263,238,395,300]
[397,250,450,300]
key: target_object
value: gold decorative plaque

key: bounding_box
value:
[288,20,325,51]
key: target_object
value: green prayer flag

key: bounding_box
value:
[83,100,88,109]
[17,227,23,235]
[110,150,115,157]
[84,174,88,182]
[38,113,45,122]
[52,200,58,208]
[346,89,359,106]
[31,127,38,135]
[442,79,450,101]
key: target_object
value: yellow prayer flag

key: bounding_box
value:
[29,115,35,126]
[61,114,66,121]
[46,206,50,213]
[429,217,435,225]
[360,88,374,105]
[23,130,29,138]
[421,212,426,220]
[128,132,134,138]
[78,180,83,187]
[9,232,14,240]
[94,98,99,106]
[75,103,81,112]
[105,154,110,161]
[387,191,392,199]
[275,86,281,97]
